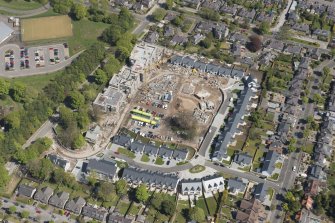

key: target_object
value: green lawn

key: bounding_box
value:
[117,147,136,159]
[28,8,60,18]
[128,202,142,216]
[189,165,205,173]
[288,37,320,47]
[141,154,150,162]
[155,157,164,165]
[267,187,274,200]
[25,18,110,55]
[177,161,189,165]
[0,0,42,10]
[270,173,279,181]
[175,200,189,223]
[116,201,131,215]
[303,142,314,154]
[221,206,233,219]
[206,196,218,215]
[196,197,209,215]
[275,162,283,169]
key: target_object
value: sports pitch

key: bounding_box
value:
[21,15,73,42]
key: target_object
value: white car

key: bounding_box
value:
[292,166,297,172]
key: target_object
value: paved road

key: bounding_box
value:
[271,0,293,32]
[1,197,74,223]
[22,120,53,149]
[0,3,50,18]
[198,91,232,157]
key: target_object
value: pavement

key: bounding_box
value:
[271,0,293,32]
[0,3,50,18]
[1,197,75,223]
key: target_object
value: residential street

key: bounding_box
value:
[271,0,293,32]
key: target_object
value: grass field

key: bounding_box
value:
[21,15,73,42]
[0,0,42,10]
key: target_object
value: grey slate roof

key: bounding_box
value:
[130,141,145,153]
[82,205,107,221]
[227,178,247,193]
[143,144,159,156]
[309,165,324,180]
[34,187,54,204]
[122,167,179,189]
[206,63,220,74]
[254,183,268,202]
[113,135,133,148]
[18,184,36,198]
[231,68,245,79]
[170,55,184,65]
[193,61,207,72]
[172,148,189,160]
[180,56,195,68]
[48,191,70,209]
[212,82,254,160]
[218,67,232,76]
[261,151,280,176]
[85,159,117,179]
[158,146,174,158]
[65,197,86,214]
[47,154,69,170]
[233,153,253,166]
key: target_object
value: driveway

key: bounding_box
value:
[271,0,293,32]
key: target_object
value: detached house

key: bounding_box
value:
[17,184,36,198]
[84,159,118,182]
[261,151,280,177]
[227,178,247,195]
[48,191,70,209]
[34,187,54,204]
[233,153,253,167]
[113,135,133,148]
[235,198,267,223]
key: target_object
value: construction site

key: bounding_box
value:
[121,60,229,147]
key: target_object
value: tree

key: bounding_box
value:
[94,69,108,85]
[259,21,270,35]
[200,38,211,48]
[288,138,297,153]
[312,93,325,105]
[20,210,30,219]
[50,0,74,14]
[323,66,331,77]
[103,55,121,76]
[10,82,26,102]
[72,3,87,20]
[72,133,85,149]
[87,171,97,186]
[172,15,184,27]
[246,35,262,52]
[0,79,10,97]
[169,112,198,140]
[165,0,173,9]
[188,207,205,222]
[68,91,85,109]
[115,46,130,62]
[152,8,167,22]
[96,182,116,202]
[200,8,220,21]
[4,111,21,129]
[136,184,149,203]
[0,165,9,189]
[161,200,175,216]
[27,159,54,181]
[276,25,291,40]
[115,179,128,197]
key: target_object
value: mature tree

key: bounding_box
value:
[288,138,297,153]
[0,79,10,97]
[165,0,173,9]
[20,210,30,219]
[200,8,220,21]
[136,184,149,203]
[189,207,205,222]
[172,15,184,27]
[115,46,130,62]
[96,182,115,202]
[246,35,262,52]
[4,111,20,129]
[249,110,264,128]
[72,3,87,20]
[277,25,291,40]
[200,38,211,48]
[8,206,16,214]
[323,66,331,77]
[259,21,270,35]
[161,200,175,216]
[50,0,73,14]
[0,165,9,189]
[68,91,85,109]
[103,55,121,76]
[115,179,128,197]
[10,82,26,102]
[118,7,134,30]
[27,159,54,181]
[94,69,107,85]
[152,8,167,22]
[87,171,98,186]
[77,108,90,129]
[72,133,85,149]
[312,93,325,105]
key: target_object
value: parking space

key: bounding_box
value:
[0,43,68,75]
